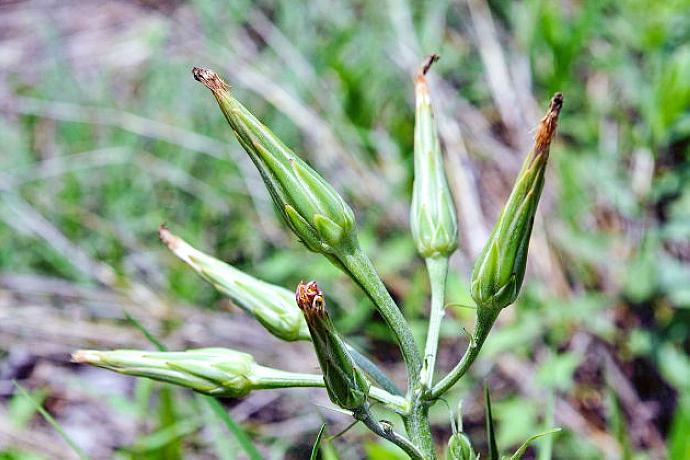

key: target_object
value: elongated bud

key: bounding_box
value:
[73,348,256,397]
[411,55,458,259]
[296,281,369,410]
[193,67,357,256]
[72,348,326,397]
[470,93,563,311]
[159,226,309,341]
[446,433,477,460]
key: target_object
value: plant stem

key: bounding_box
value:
[429,309,499,399]
[404,400,435,458]
[353,406,424,460]
[337,245,422,388]
[337,244,436,458]
[253,368,409,413]
[421,256,449,390]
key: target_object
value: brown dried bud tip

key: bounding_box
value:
[295,281,325,318]
[416,54,440,84]
[157,224,178,250]
[534,92,563,152]
[192,67,230,93]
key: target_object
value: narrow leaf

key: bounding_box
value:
[510,428,562,460]
[205,396,264,460]
[485,385,499,460]
[124,310,166,351]
[538,393,556,460]
[13,381,90,460]
[310,424,328,460]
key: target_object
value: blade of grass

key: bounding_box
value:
[123,311,165,351]
[204,396,263,460]
[510,429,561,460]
[124,310,264,460]
[538,392,556,460]
[158,386,184,460]
[310,424,328,460]
[12,381,90,460]
[203,400,237,460]
[485,385,499,460]
[669,396,690,460]
[128,418,201,453]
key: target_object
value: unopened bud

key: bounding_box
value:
[410,55,458,258]
[193,67,356,256]
[72,348,256,397]
[72,348,326,398]
[159,226,309,341]
[296,281,369,410]
[470,93,563,310]
[446,432,477,460]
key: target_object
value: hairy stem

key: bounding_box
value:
[421,256,449,390]
[337,245,422,388]
[336,245,435,457]
[404,400,435,459]
[354,406,424,460]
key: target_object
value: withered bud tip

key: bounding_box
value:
[157,224,178,250]
[422,54,440,75]
[416,54,440,82]
[534,92,564,151]
[192,67,230,92]
[550,92,564,114]
[296,281,325,315]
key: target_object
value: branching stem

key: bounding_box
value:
[430,309,499,399]
[353,407,424,460]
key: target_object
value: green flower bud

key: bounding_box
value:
[470,93,563,310]
[159,226,309,342]
[72,348,256,397]
[296,281,369,410]
[193,67,356,255]
[446,433,477,460]
[72,348,327,398]
[410,55,458,258]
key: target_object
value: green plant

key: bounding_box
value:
[73,57,563,459]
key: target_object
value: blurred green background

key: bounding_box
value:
[1,0,689,459]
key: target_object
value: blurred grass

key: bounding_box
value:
[1,0,690,458]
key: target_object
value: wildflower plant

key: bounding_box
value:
[73,56,564,459]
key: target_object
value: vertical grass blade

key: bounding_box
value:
[310,423,328,460]
[484,385,499,460]
[12,381,90,460]
[204,396,264,460]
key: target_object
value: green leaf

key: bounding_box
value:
[485,385,499,460]
[310,424,328,460]
[205,397,264,460]
[157,385,183,460]
[538,393,556,460]
[510,428,561,459]
[669,397,690,460]
[12,381,90,460]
